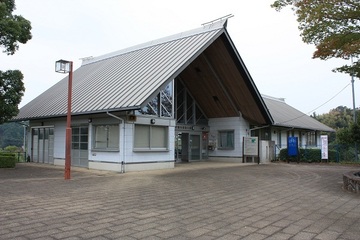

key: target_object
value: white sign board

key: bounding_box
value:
[321,135,328,160]
[243,136,259,156]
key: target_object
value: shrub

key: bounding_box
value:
[279,148,334,162]
[0,153,16,168]
[4,145,22,153]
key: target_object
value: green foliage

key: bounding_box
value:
[279,148,337,162]
[0,152,16,168]
[4,145,21,152]
[271,0,360,78]
[329,143,358,162]
[0,70,25,124]
[0,122,23,148]
[0,0,32,55]
[329,113,360,145]
[313,106,355,129]
[0,0,31,124]
[336,127,351,144]
[313,106,360,144]
[0,145,26,162]
[350,118,360,145]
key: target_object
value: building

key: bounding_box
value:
[257,95,334,160]
[14,19,333,171]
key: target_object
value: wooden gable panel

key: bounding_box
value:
[178,34,268,124]
[204,36,267,123]
[179,55,239,118]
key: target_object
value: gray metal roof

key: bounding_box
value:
[263,95,334,132]
[15,20,228,120]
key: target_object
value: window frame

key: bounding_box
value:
[218,130,235,150]
[136,80,174,118]
[306,131,317,147]
[72,126,88,150]
[92,124,120,151]
[133,124,169,152]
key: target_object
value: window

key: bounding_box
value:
[72,126,88,150]
[306,132,317,147]
[136,81,173,118]
[175,80,208,125]
[93,125,119,150]
[134,124,168,151]
[260,128,271,140]
[277,131,282,148]
[218,130,234,150]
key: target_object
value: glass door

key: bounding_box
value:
[190,134,201,161]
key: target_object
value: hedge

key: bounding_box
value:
[279,148,337,163]
[0,153,16,168]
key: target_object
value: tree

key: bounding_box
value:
[0,122,23,148]
[314,106,360,144]
[314,106,355,129]
[0,0,31,124]
[350,118,360,145]
[0,70,25,123]
[271,0,360,78]
[0,0,31,55]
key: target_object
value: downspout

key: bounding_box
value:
[16,121,30,162]
[106,112,126,173]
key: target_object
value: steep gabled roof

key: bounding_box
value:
[263,95,334,132]
[15,20,273,125]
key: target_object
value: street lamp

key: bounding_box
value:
[350,56,358,161]
[55,59,73,180]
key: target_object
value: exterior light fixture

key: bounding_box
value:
[55,59,71,73]
[55,59,73,180]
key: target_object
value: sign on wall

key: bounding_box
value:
[321,135,328,160]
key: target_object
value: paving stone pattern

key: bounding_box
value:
[0,162,360,240]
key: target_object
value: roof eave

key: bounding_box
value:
[272,123,335,132]
[12,106,141,122]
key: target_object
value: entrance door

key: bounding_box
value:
[180,133,189,162]
[190,134,201,161]
[175,132,202,162]
[31,127,54,163]
[38,128,44,163]
[32,129,39,162]
[71,126,89,168]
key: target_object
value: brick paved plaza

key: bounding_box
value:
[0,162,359,240]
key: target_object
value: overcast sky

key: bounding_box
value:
[3,0,358,115]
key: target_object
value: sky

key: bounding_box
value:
[3,0,358,115]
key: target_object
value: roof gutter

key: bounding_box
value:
[249,125,271,132]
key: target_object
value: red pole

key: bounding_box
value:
[64,61,73,180]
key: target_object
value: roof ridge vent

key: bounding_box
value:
[201,14,234,29]
[262,94,286,102]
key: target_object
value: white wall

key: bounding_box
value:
[208,116,249,158]
[53,121,66,159]
[29,116,176,171]
[124,117,176,164]
[87,116,175,170]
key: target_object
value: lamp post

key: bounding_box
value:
[350,56,357,161]
[55,59,73,180]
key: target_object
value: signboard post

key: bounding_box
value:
[243,136,259,164]
[287,137,299,163]
[321,135,328,162]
